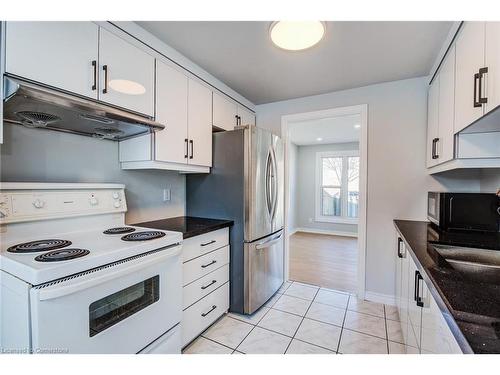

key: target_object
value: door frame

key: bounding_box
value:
[280,104,368,298]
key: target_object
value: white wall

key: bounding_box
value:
[256,76,482,298]
[0,124,185,224]
[296,142,359,235]
[288,142,299,232]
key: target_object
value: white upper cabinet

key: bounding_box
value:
[437,45,456,164]
[454,22,486,133]
[213,91,238,131]
[427,77,440,168]
[155,61,189,164]
[5,22,99,99]
[238,106,256,126]
[485,22,500,115]
[99,28,154,116]
[188,79,213,167]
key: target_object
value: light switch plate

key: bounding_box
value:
[163,189,171,202]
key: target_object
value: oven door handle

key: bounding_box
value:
[35,244,181,301]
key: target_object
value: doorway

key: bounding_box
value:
[281,105,368,297]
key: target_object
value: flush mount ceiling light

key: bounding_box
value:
[354,124,361,129]
[316,137,323,142]
[270,21,325,51]
[108,79,146,95]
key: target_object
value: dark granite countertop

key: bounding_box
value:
[133,216,233,239]
[394,219,500,354]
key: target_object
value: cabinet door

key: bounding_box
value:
[5,22,98,99]
[238,105,256,126]
[455,22,485,133]
[212,92,238,131]
[427,77,440,168]
[155,61,189,164]
[400,246,410,345]
[188,79,213,167]
[437,45,456,164]
[485,22,500,115]
[420,284,462,354]
[395,237,403,317]
[407,256,423,351]
[99,28,154,116]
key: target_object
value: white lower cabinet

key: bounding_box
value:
[181,229,230,348]
[394,232,462,354]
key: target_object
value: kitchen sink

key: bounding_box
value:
[432,244,500,284]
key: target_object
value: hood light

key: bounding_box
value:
[108,79,146,95]
[270,21,325,51]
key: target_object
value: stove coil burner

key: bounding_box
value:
[121,231,166,241]
[103,227,136,235]
[34,248,90,262]
[7,239,72,253]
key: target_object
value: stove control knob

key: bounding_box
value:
[112,192,120,199]
[33,199,45,209]
[114,201,121,208]
[89,196,99,206]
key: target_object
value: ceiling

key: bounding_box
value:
[289,114,361,146]
[137,21,453,105]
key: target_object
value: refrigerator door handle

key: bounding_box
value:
[265,148,273,217]
[255,231,283,250]
[269,147,278,221]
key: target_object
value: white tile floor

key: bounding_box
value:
[183,281,418,354]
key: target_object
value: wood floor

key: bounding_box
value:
[289,231,358,293]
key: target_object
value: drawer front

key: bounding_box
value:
[182,228,229,263]
[183,264,229,310]
[182,282,229,347]
[183,246,229,286]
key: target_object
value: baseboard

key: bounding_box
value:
[364,291,396,306]
[287,228,299,236]
[294,227,358,238]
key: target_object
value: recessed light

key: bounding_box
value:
[316,137,323,142]
[354,124,361,129]
[270,21,325,51]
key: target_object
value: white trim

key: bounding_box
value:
[294,227,358,238]
[364,291,396,306]
[281,104,368,300]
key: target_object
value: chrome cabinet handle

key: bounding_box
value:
[102,65,109,94]
[201,305,217,317]
[201,260,216,268]
[397,238,403,258]
[201,280,217,290]
[91,60,97,91]
[200,240,216,247]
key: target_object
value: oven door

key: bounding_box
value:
[29,245,182,354]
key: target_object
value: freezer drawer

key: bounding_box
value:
[244,230,284,314]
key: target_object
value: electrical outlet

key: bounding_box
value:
[163,189,171,202]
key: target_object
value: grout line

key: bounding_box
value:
[283,287,320,354]
[384,305,390,354]
[197,336,239,352]
[336,294,351,353]
[292,337,337,354]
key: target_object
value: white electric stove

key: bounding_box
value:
[0,183,183,354]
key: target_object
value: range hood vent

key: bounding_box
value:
[2,76,164,141]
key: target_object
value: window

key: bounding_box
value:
[316,150,359,223]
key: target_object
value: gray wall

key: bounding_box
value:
[0,124,186,224]
[295,142,358,235]
[479,169,500,192]
[256,76,483,298]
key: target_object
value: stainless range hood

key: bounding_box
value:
[2,76,164,140]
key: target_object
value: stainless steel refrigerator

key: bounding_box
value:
[186,125,284,314]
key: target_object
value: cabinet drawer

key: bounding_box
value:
[183,245,229,286]
[183,264,229,310]
[182,228,229,263]
[182,282,229,347]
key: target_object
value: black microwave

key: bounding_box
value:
[428,192,500,233]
